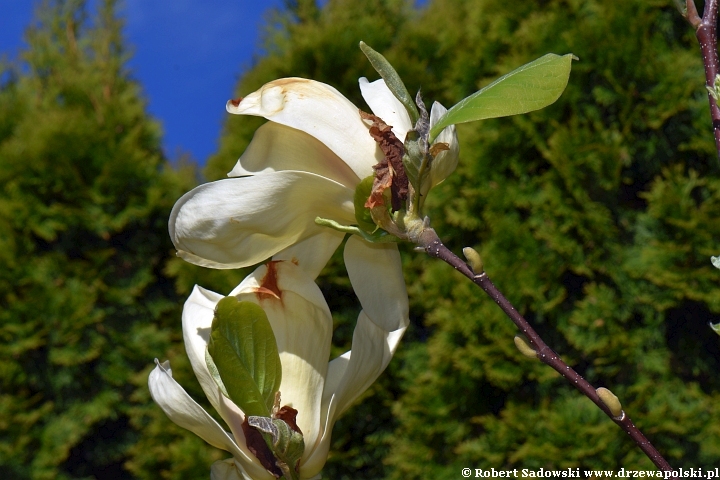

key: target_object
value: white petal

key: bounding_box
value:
[148,360,247,460]
[230,261,332,460]
[227,78,381,179]
[359,77,413,141]
[169,171,355,269]
[272,230,345,280]
[428,101,459,190]
[228,122,360,190]
[303,311,407,476]
[343,235,409,332]
[211,459,257,480]
[182,285,224,414]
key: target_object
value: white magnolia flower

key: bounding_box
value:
[149,252,408,480]
[169,76,458,280]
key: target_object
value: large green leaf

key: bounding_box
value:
[429,53,575,141]
[206,297,282,417]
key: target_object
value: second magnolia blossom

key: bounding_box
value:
[150,240,408,479]
[169,76,458,280]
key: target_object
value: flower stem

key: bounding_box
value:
[683,0,720,159]
[417,227,675,472]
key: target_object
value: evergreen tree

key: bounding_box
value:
[208,0,720,477]
[0,1,225,478]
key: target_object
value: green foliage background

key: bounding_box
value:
[2,0,720,478]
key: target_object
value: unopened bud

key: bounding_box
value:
[596,387,623,418]
[514,334,537,359]
[463,247,484,274]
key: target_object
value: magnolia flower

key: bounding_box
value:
[149,247,408,479]
[169,76,458,280]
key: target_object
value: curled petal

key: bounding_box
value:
[228,122,360,190]
[148,360,251,464]
[428,101,459,190]
[227,78,381,179]
[170,171,355,269]
[343,235,409,332]
[230,261,333,461]
[182,285,224,413]
[359,77,413,141]
[304,311,407,476]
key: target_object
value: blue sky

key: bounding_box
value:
[0,0,284,166]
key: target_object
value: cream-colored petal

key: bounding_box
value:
[227,78,381,179]
[148,360,246,459]
[358,77,413,141]
[182,285,224,414]
[231,261,332,461]
[228,122,360,190]
[428,101,459,190]
[170,171,355,269]
[211,459,256,480]
[272,230,345,281]
[303,312,407,476]
[343,236,409,332]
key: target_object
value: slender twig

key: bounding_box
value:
[417,227,674,472]
[684,0,720,158]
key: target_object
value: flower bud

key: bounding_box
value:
[462,247,484,274]
[596,387,623,418]
[514,334,538,359]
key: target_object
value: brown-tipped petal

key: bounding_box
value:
[227,78,381,180]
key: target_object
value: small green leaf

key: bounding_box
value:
[206,297,282,417]
[353,175,378,233]
[429,53,576,141]
[359,41,420,124]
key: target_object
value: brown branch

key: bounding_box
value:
[417,227,675,472]
[684,0,720,158]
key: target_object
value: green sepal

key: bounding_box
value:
[353,175,379,233]
[206,297,282,417]
[248,416,305,480]
[429,53,576,141]
[359,41,420,124]
[402,132,429,194]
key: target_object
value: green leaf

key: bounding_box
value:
[206,297,282,417]
[429,53,576,141]
[360,41,420,124]
[353,175,379,233]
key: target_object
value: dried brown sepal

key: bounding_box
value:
[241,417,283,478]
[360,110,409,212]
[429,142,449,157]
[275,405,302,434]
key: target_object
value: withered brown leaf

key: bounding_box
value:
[360,110,409,212]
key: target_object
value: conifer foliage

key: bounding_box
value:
[4,0,720,478]
[0,1,213,478]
